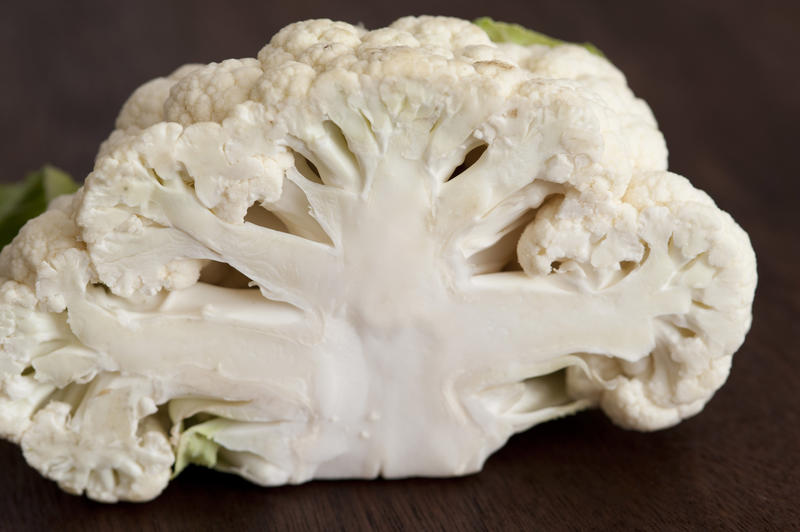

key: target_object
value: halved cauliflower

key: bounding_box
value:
[0,17,756,502]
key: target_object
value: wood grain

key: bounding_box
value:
[1,1,798,529]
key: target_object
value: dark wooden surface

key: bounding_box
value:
[2,1,798,529]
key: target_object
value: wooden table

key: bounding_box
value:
[2,1,797,529]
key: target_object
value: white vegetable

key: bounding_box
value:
[0,16,756,502]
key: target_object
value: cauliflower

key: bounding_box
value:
[0,16,756,502]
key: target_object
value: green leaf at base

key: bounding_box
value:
[172,418,227,478]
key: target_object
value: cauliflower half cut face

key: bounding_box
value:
[0,17,756,502]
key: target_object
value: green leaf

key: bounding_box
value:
[0,166,79,250]
[42,165,80,202]
[474,17,604,57]
[172,418,229,478]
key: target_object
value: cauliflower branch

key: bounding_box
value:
[0,16,756,502]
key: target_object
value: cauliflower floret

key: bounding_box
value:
[21,376,173,502]
[557,171,755,429]
[164,58,264,125]
[0,17,756,502]
[116,64,203,131]
[0,194,84,292]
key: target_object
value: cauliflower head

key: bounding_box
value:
[0,17,756,502]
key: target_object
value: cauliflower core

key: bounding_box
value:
[0,17,756,502]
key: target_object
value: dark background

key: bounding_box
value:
[1,0,798,529]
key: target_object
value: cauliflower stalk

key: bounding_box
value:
[0,17,756,502]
